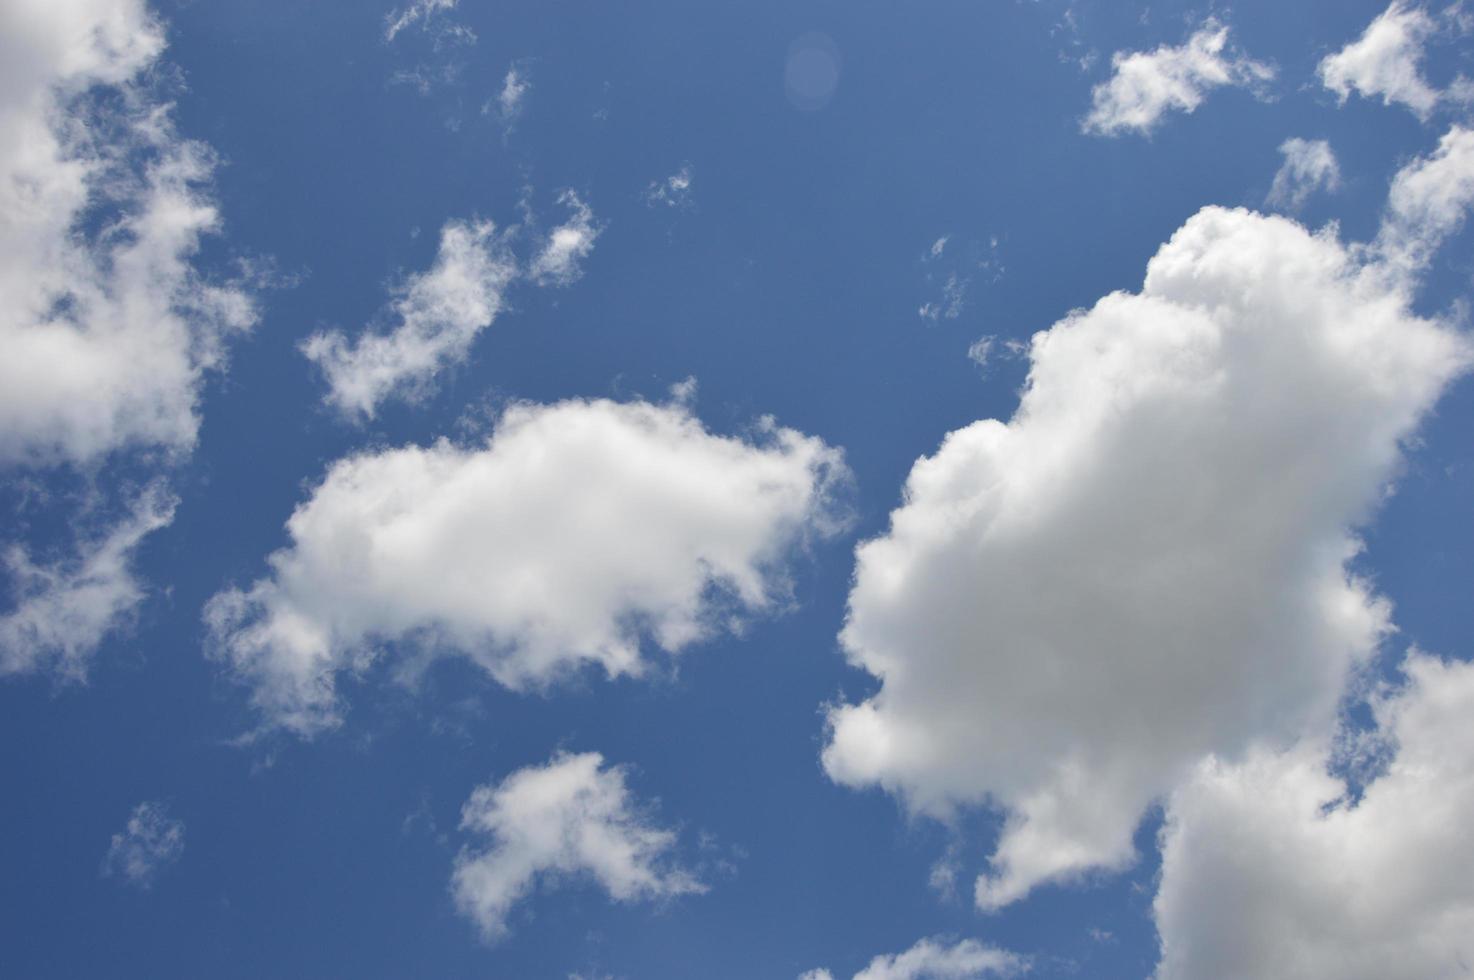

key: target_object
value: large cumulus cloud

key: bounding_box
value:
[824,178,1471,908]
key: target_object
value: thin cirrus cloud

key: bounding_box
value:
[799,937,1027,980]
[383,0,460,43]
[452,752,704,942]
[1154,653,1474,980]
[1318,1,1455,121]
[1082,18,1274,137]
[1266,138,1342,211]
[103,801,186,888]
[0,0,255,679]
[205,394,849,736]
[822,130,1474,911]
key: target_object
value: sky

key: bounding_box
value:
[3,1,1474,977]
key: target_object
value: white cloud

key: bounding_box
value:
[0,0,258,469]
[529,191,601,287]
[0,0,254,677]
[451,751,703,942]
[1376,124,1474,273]
[301,219,515,420]
[103,800,185,888]
[1266,138,1341,211]
[383,0,458,42]
[205,396,848,736]
[645,164,694,209]
[965,336,995,372]
[498,66,529,121]
[823,186,1471,907]
[919,275,967,322]
[929,237,950,259]
[1154,652,1474,980]
[1,484,175,679]
[1083,19,1274,136]
[1318,2,1442,120]
[801,937,1026,980]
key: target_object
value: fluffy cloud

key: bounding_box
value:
[1154,653,1474,980]
[0,0,254,677]
[301,220,515,420]
[0,0,257,468]
[206,396,848,735]
[1318,2,1442,120]
[103,801,185,888]
[1083,19,1274,136]
[529,191,600,287]
[451,751,703,941]
[1376,124,1474,273]
[1,484,176,679]
[823,145,1472,907]
[801,937,1026,980]
[1266,138,1341,211]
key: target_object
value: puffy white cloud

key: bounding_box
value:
[801,937,1026,980]
[1266,138,1341,211]
[529,191,600,287]
[1318,2,1442,120]
[0,0,254,677]
[644,164,694,209]
[206,396,848,735]
[1154,652,1474,980]
[1083,19,1274,136]
[0,0,257,468]
[301,219,515,420]
[103,800,185,888]
[451,751,703,942]
[1,484,175,679]
[823,194,1471,908]
[1376,124,1474,273]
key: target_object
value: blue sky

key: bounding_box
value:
[3,1,1474,977]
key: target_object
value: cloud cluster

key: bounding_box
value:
[452,752,703,941]
[645,164,694,209]
[0,0,255,678]
[206,396,848,735]
[800,937,1026,980]
[824,136,1473,909]
[1266,138,1341,211]
[1318,2,1448,120]
[1154,653,1474,980]
[1083,19,1274,136]
[103,800,185,888]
